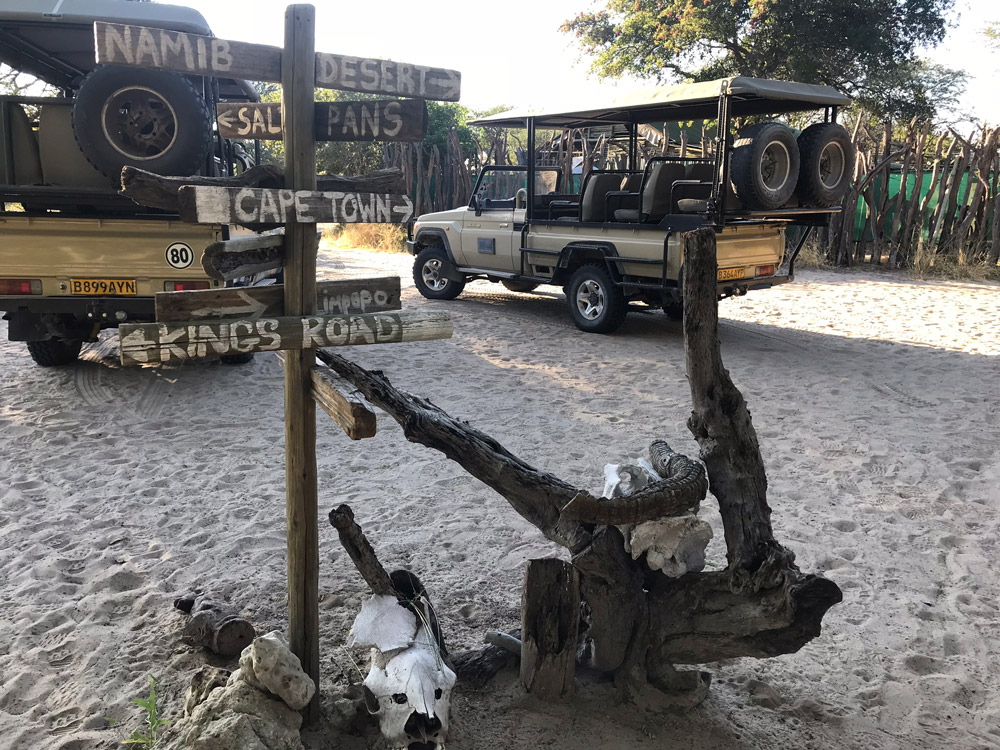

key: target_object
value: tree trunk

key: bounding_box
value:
[520,559,580,700]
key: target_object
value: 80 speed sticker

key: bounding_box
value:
[165,242,194,269]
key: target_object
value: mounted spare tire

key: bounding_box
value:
[796,122,855,206]
[730,122,800,210]
[72,66,213,179]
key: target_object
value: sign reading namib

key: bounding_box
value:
[118,311,453,366]
[177,186,414,225]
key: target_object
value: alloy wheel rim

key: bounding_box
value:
[576,279,606,320]
[422,259,448,291]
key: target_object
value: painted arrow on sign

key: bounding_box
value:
[177,186,414,226]
[216,100,427,142]
[95,22,461,102]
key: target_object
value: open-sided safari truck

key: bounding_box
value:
[0,0,259,366]
[407,77,854,332]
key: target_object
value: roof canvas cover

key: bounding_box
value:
[469,77,851,129]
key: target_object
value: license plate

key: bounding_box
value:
[717,267,745,282]
[70,279,137,296]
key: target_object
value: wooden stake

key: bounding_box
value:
[519,558,579,700]
[282,3,319,722]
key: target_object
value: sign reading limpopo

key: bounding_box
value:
[178,186,414,225]
[119,311,453,366]
[94,22,461,101]
[215,100,428,142]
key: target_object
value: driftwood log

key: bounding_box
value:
[120,165,405,213]
[315,227,841,700]
[174,593,256,657]
[519,559,579,700]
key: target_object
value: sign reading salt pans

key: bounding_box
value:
[94,22,461,101]
[216,100,427,142]
[178,186,414,225]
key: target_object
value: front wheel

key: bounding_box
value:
[26,338,83,367]
[566,264,627,333]
[413,247,465,300]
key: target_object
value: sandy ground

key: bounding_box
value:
[1,248,999,750]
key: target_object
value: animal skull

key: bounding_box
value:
[351,590,456,750]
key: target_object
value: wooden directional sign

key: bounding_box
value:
[118,311,452,366]
[155,277,402,322]
[216,100,427,142]
[178,186,413,225]
[95,22,461,101]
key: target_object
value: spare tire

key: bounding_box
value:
[796,123,855,206]
[730,122,800,210]
[72,66,212,179]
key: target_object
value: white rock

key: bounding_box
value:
[628,515,713,577]
[238,630,316,711]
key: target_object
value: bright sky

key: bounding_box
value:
[172,0,997,126]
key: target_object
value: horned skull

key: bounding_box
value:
[350,576,456,750]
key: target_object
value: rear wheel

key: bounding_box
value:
[501,280,539,293]
[566,264,627,333]
[413,247,465,300]
[662,299,684,320]
[26,338,82,367]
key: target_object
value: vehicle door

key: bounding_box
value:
[459,167,520,271]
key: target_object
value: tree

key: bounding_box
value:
[562,0,957,119]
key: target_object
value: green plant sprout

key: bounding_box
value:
[116,674,170,746]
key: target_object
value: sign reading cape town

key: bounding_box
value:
[94,22,461,101]
[216,100,427,142]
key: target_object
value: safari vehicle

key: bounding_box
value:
[407,77,854,333]
[0,0,260,366]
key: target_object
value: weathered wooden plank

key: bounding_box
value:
[312,367,377,440]
[121,165,405,213]
[118,311,453,366]
[201,231,289,281]
[520,558,580,700]
[95,22,283,81]
[315,53,460,102]
[216,100,427,142]
[94,23,461,102]
[178,186,414,226]
[156,277,402,322]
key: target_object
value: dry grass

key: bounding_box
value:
[910,244,1000,282]
[323,223,407,253]
[790,238,830,269]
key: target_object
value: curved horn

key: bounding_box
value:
[560,441,707,525]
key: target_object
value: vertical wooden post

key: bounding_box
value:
[520,558,580,700]
[281,3,319,721]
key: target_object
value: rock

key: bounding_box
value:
[628,515,713,577]
[747,679,783,709]
[183,667,230,717]
[161,678,303,750]
[239,630,316,711]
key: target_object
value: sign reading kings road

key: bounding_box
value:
[94,22,461,101]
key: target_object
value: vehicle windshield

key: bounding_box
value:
[474,167,560,202]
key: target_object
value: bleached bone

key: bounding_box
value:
[563,440,708,525]
[627,515,714,578]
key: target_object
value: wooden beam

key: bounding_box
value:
[281,4,320,723]
[216,100,428,142]
[520,559,579,700]
[201,230,286,280]
[312,366,377,440]
[94,22,461,101]
[120,165,404,213]
[177,186,414,226]
[156,277,403,321]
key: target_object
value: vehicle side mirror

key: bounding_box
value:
[470,196,483,216]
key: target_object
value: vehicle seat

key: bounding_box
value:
[38,105,115,188]
[621,173,643,192]
[0,102,43,185]
[614,162,685,222]
[580,172,626,222]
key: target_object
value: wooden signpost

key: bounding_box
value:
[102,5,461,722]
[216,100,428,142]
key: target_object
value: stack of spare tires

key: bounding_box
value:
[730,121,855,210]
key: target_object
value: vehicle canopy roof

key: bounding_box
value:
[0,0,257,100]
[469,77,850,129]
